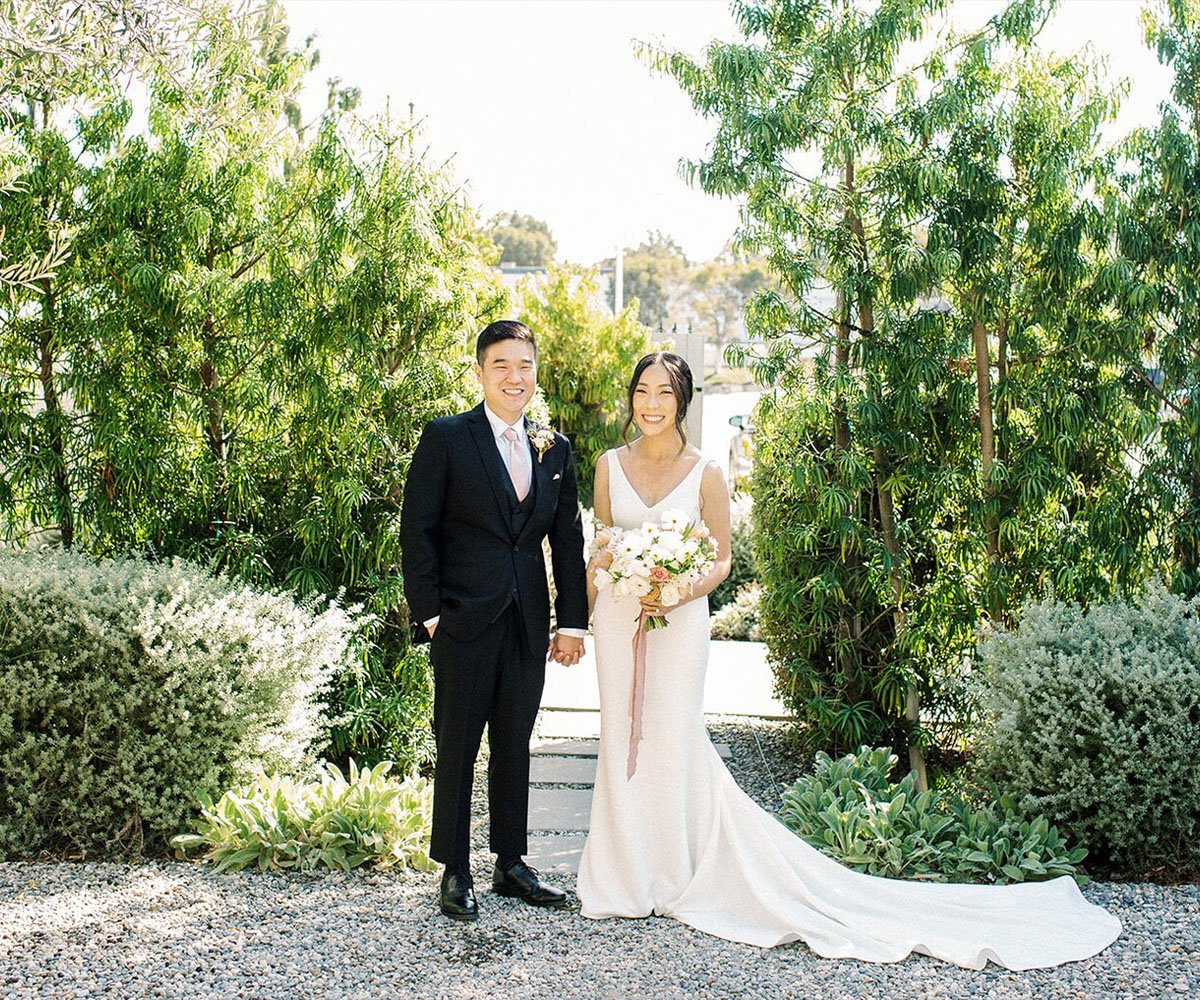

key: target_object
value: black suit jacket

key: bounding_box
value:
[400,403,589,654]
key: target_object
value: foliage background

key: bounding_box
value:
[650,0,1193,791]
[0,1,500,775]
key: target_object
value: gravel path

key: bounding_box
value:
[2,718,1198,999]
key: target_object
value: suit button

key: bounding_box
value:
[513,545,519,553]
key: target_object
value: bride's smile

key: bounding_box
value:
[633,364,678,440]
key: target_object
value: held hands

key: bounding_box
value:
[548,632,584,666]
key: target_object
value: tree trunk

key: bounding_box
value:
[33,98,73,548]
[829,154,864,706]
[973,310,1001,618]
[996,312,1008,465]
[199,243,226,470]
[38,279,73,547]
[199,317,225,467]
[848,162,927,790]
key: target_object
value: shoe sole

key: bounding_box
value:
[492,886,570,908]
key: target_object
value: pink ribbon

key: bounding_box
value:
[626,608,649,780]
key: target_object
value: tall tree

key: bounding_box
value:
[489,210,557,266]
[647,0,1143,779]
[617,230,690,330]
[686,248,771,372]
[916,43,1148,617]
[0,0,505,772]
[0,0,202,543]
[1105,0,1200,594]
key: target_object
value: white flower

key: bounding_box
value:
[659,583,682,607]
[527,422,556,462]
[593,568,613,590]
[618,534,646,558]
[629,577,653,597]
[662,508,689,533]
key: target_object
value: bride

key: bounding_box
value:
[575,351,1121,970]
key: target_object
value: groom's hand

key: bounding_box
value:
[548,633,584,666]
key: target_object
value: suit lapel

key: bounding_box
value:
[466,403,517,536]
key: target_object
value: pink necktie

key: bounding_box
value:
[502,427,530,501]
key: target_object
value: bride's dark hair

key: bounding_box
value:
[620,351,695,448]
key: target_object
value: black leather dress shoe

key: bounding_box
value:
[492,860,569,909]
[440,866,478,921]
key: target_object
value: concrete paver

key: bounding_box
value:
[537,710,602,739]
[529,735,731,760]
[524,834,588,875]
[528,787,592,832]
[529,755,596,785]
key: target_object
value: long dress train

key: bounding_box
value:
[576,450,1120,971]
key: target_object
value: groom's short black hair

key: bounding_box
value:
[476,320,537,363]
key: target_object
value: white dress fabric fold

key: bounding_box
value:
[576,450,1121,970]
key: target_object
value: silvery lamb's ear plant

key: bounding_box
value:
[171,760,435,874]
[779,747,1086,884]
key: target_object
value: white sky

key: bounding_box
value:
[280,0,1174,266]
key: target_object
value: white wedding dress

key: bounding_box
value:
[576,450,1121,970]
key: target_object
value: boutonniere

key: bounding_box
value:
[527,422,556,463]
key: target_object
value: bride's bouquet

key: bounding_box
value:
[590,509,719,780]
[590,508,718,631]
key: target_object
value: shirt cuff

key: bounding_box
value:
[423,616,440,630]
[555,628,587,639]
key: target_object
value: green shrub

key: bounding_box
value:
[329,644,435,776]
[752,389,978,757]
[972,585,1200,874]
[779,747,1086,883]
[710,583,762,641]
[0,547,363,859]
[709,505,756,613]
[172,760,435,873]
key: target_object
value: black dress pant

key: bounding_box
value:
[429,603,544,867]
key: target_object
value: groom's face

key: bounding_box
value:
[476,338,537,424]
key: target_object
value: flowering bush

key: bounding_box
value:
[591,508,718,627]
[710,583,762,641]
[972,584,1200,874]
[0,547,364,859]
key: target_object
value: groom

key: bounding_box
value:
[401,320,588,921]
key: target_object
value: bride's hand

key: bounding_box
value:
[642,581,694,617]
[588,537,615,578]
[639,599,666,621]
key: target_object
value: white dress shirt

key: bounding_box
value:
[423,404,586,640]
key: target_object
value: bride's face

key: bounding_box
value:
[632,363,678,438]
